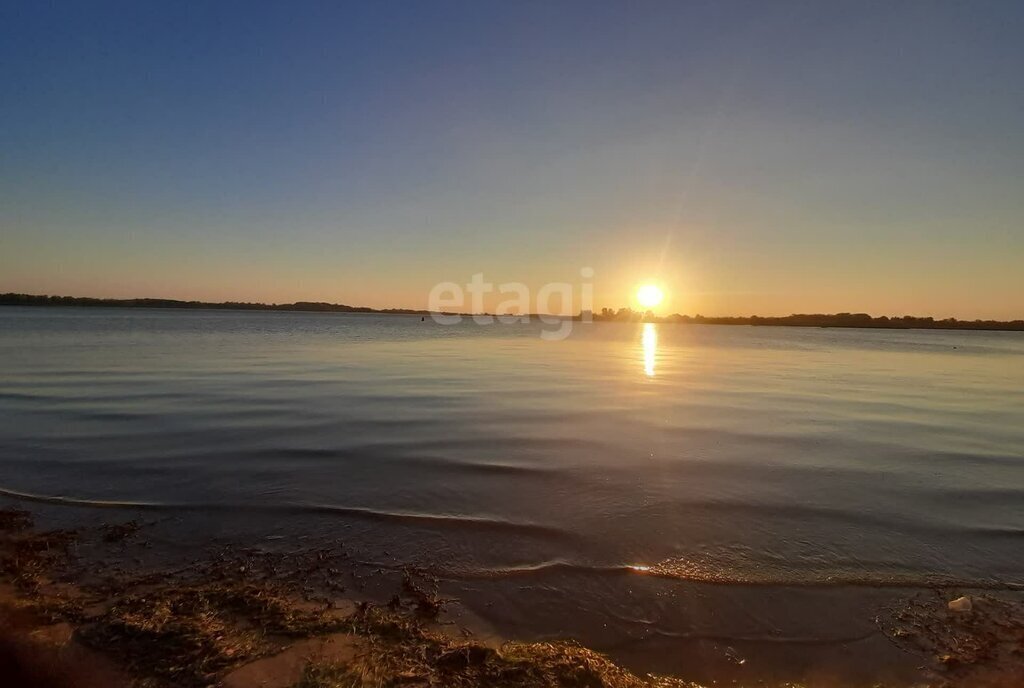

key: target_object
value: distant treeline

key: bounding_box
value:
[3,293,1023,331]
[589,307,1024,331]
[0,293,430,315]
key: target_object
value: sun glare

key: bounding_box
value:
[636,284,664,309]
[642,323,657,377]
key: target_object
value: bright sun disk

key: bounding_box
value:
[636,284,664,309]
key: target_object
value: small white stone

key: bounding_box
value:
[948,596,972,612]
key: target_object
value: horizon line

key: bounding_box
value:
[2,292,1023,330]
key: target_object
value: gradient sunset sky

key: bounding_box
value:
[2,1,1022,318]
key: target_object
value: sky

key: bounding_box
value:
[2,1,1023,318]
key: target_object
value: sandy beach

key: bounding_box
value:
[2,505,1023,688]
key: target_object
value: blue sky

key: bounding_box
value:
[2,1,1022,317]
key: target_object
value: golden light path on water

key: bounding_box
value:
[641,322,657,377]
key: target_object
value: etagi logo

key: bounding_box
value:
[427,268,594,341]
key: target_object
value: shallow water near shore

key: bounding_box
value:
[1,306,1023,683]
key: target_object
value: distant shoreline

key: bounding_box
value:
[2,292,1023,331]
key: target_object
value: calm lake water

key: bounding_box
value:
[1,306,1022,680]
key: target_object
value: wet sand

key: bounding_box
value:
[2,506,1023,687]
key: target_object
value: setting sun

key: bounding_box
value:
[636,284,664,309]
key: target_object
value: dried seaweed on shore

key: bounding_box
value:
[306,602,701,688]
[880,590,1024,687]
[0,510,77,590]
[0,508,701,688]
[79,581,344,686]
[0,506,33,532]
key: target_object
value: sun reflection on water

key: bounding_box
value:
[641,323,657,377]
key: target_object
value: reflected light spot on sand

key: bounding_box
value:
[642,323,657,377]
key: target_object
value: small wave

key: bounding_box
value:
[602,495,1024,540]
[0,445,562,482]
[0,486,568,540]
[264,447,561,477]
[427,557,1024,591]
[605,622,879,647]
[298,503,569,538]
